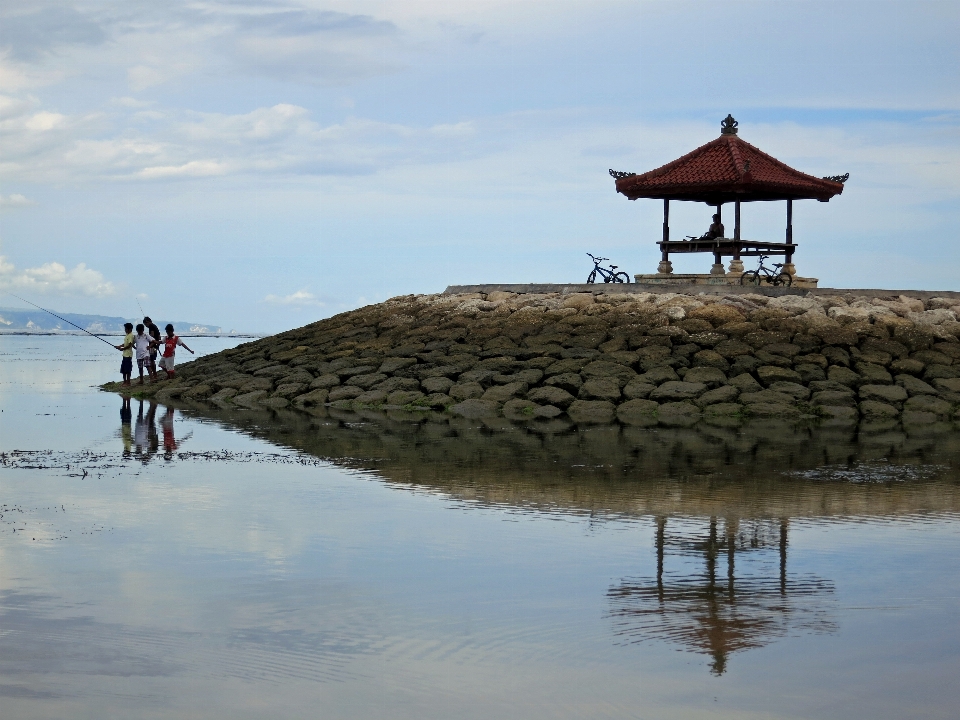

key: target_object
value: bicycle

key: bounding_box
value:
[586,253,631,284]
[739,255,792,287]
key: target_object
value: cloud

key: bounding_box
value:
[0,5,107,61]
[0,255,116,297]
[0,193,35,207]
[263,290,324,307]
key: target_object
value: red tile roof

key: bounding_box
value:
[614,133,845,204]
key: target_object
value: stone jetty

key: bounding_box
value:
[104,287,960,426]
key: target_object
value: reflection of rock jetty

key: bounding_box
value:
[155,403,960,520]
[106,286,960,426]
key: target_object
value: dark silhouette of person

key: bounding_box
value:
[702,214,725,239]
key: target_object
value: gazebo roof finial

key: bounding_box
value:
[720,114,738,136]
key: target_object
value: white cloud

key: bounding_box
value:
[0,255,116,297]
[0,193,35,207]
[263,290,323,307]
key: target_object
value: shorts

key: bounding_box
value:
[121,357,133,374]
[137,357,148,372]
[159,355,175,372]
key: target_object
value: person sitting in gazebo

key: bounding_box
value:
[700,214,725,240]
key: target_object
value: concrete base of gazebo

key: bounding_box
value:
[634,272,819,289]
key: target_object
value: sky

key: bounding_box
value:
[1,0,959,333]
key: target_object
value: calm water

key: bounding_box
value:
[2,336,960,719]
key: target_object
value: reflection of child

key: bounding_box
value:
[115,322,135,386]
[120,396,133,454]
[161,406,177,454]
[158,324,194,378]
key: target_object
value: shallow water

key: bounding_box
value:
[2,336,960,719]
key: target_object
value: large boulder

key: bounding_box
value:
[449,382,485,401]
[580,361,637,385]
[859,400,900,418]
[650,381,708,401]
[683,366,727,387]
[329,385,364,402]
[616,399,659,425]
[386,390,425,406]
[656,401,702,425]
[544,373,584,394]
[578,377,622,401]
[695,385,740,407]
[827,366,862,388]
[896,375,937,396]
[859,384,908,407]
[767,381,810,400]
[638,367,680,385]
[757,365,803,386]
[482,381,529,403]
[567,400,616,424]
[812,389,857,407]
[527,385,576,409]
[421,376,455,394]
[622,380,656,400]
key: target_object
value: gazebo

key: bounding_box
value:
[610,115,846,285]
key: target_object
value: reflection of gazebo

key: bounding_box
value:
[610,115,846,284]
[607,516,835,675]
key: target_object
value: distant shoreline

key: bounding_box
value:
[0,330,263,338]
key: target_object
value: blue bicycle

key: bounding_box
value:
[586,253,631,284]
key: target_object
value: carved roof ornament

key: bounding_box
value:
[609,169,636,180]
[720,114,739,135]
[822,173,850,184]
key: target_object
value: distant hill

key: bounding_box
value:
[0,307,241,335]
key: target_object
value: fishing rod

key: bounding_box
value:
[6,292,121,350]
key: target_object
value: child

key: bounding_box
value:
[158,323,194,378]
[115,322,135,386]
[133,323,157,384]
[143,316,161,376]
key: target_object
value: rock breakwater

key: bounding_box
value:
[105,288,960,427]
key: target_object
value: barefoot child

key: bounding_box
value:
[115,322,135,386]
[133,323,157,384]
[158,324,194,378]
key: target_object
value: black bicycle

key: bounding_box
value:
[740,255,792,287]
[586,253,630,284]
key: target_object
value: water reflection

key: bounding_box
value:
[161,401,960,673]
[118,398,190,462]
[608,516,835,675]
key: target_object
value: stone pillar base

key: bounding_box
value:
[727,259,744,275]
[710,263,726,276]
[781,263,797,277]
[657,260,673,275]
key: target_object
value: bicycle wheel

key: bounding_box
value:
[777,272,793,287]
[740,271,761,286]
[614,272,630,283]
[586,270,597,284]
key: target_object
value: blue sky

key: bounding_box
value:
[1,1,959,332]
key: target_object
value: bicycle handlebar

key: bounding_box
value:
[586,253,609,263]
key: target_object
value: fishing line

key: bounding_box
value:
[6,292,120,349]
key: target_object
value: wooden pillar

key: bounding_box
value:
[784,199,796,274]
[658,199,673,274]
[734,199,741,241]
[786,199,793,244]
[662,199,670,242]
